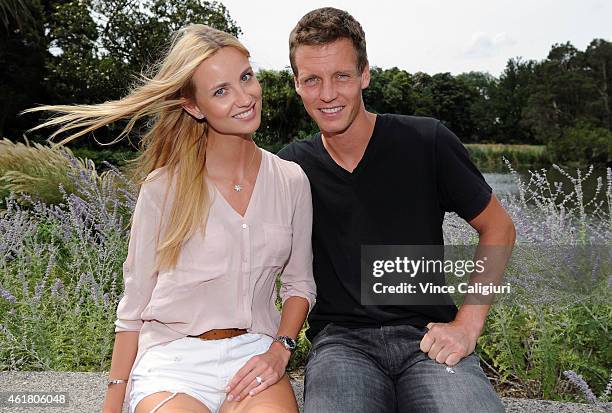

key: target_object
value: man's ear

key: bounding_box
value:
[361,61,371,90]
[182,100,205,120]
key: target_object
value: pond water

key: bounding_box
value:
[483,172,518,195]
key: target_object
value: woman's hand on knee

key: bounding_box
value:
[226,344,290,402]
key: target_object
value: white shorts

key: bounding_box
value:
[129,333,273,413]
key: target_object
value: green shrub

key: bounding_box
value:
[479,304,611,400]
[546,122,611,165]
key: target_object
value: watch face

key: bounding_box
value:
[279,336,296,350]
[285,337,297,349]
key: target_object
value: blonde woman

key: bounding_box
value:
[25,25,315,413]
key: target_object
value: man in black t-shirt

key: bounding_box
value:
[278,7,516,413]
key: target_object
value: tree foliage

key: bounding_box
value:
[0,0,47,138]
[255,69,315,148]
[1,2,610,164]
[1,0,240,144]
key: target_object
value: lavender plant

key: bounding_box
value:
[0,153,136,371]
[442,160,611,400]
[563,370,611,405]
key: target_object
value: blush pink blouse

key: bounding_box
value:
[114,149,316,407]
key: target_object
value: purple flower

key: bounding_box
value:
[75,273,87,292]
[33,281,44,304]
[0,288,16,304]
[50,278,65,297]
[563,370,597,403]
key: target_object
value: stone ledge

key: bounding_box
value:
[0,372,609,412]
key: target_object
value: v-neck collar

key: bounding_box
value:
[209,148,266,220]
[316,114,384,179]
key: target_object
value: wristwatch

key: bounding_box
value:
[274,335,297,352]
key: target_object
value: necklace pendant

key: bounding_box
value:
[233,184,242,192]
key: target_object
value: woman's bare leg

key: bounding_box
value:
[219,375,298,413]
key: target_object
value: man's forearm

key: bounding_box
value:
[454,303,491,341]
[455,220,516,338]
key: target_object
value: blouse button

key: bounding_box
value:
[242,223,247,229]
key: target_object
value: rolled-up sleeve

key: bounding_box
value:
[114,184,162,332]
[279,168,316,312]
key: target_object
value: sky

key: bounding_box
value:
[219,0,612,77]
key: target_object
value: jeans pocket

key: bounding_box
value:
[318,322,334,338]
[311,323,334,347]
[398,323,429,339]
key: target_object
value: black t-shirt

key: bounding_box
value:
[277,114,493,341]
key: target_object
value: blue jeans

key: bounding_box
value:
[304,323,504,413]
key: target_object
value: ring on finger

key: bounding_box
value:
[255,376,263,385]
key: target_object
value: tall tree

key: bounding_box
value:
[0,0,48,137]
[456,71,499,142]
[523,43,598,143]
[584,39,612,130]
[493,57,536,143]
[412,72,476,140]
[45,0,101,103]
[10,0,241,145]
[364,67,416,116]
[45,0,241,104]
[256,69,315,147]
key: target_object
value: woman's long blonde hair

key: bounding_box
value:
[23,24,249,272]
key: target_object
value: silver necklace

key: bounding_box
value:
[233,144,258,192]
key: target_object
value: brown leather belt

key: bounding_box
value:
[188,328,248,340]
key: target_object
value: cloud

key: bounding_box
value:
[463,32,516,59]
